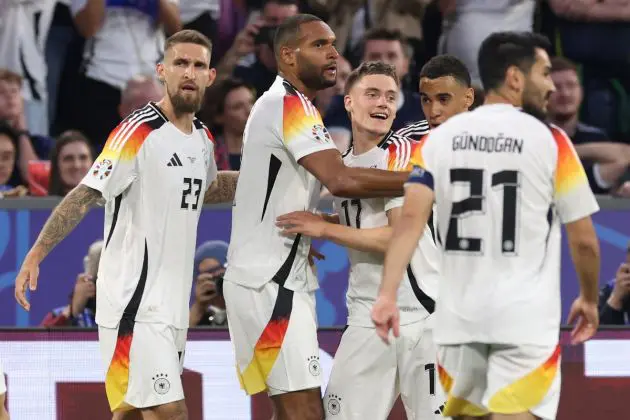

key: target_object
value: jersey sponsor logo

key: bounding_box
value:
[311,124,332,144]
[92,159,113,180]
[167,153,184,167]
[327,394,342,415]
[307,355,321,376]
[152,373,171,395]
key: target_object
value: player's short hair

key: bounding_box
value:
[164,29,213,57]
[344,61,399,95]
[273,13,323,58]
[550,56,578,74]
[478,31,552,91]
[419,55,472,87]
[362,28,411,58]
[0,68,22,86]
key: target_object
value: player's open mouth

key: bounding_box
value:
[324,65,337,74]
[182,84,197,91]
[370,112,388,120]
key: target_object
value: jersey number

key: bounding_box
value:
[446,168,519,254]
[340,199,362,228]
[181,177,203,210]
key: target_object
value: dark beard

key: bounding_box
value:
[522,101,547,122]
[298,61,336,91]
[169,88,203,114]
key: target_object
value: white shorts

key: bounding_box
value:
[0,356,5,395]
[98,320,187,412]
[437,343,561,419]
[324,320,445,420]
[224,280,321,396]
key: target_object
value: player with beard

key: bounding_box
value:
[373,31,600,420]
[15,30,238,420]
[223,14,412,420]
[397,54,474,140]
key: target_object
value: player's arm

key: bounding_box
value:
[277,211,393,254]
[380,183,433,299]
[299,150,408,198]
[158,0,182,35]
[15,185,102,310]
[204,171,239,204]
[551,126,601,343]
[372,166,434,343]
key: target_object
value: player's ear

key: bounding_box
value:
[464,87,475,109]
[505,65,524,93]
[206,68,217,88]
[343,94,352,113]
[280,45,296,67]
[156,62,165,84]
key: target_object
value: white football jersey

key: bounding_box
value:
[334,132,439,327]
[225,76,337,292]
[81,102,218,329]
[407,104,599,346]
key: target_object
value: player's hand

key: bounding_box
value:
[276,211,328,239]
[567,296,599,345]
[371,294,400,344]
[15,258,40,311]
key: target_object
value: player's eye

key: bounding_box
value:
[387,95,396,102]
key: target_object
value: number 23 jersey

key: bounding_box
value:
[81,103,218,329]
[334,132,440,327]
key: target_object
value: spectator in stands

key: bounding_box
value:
[214,0,299,94]
[189,241,228,327]
[70,0,181,151]
[40,240,103,327]
[324,29,424,151]
[0,69,51,185]
[118,74,164,120]
[0,122,27,198]
[0,0,55,137]
[548,57,630,197]
[315,55,352,120]
[208,78,255,170]
[598,242,630,325]
[437,0,536,87]
[48,130,94,197]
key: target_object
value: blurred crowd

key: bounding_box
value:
[1,0,630,198]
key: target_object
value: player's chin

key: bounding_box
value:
[319,74,337,88]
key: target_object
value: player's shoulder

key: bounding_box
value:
[280,79,319,118]
[379,131,424,171]
[193,118,215,145]
[104,102,167,152]
[395,119,430,141]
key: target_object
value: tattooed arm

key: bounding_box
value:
[204,171,239,204]
[15,184,103,310]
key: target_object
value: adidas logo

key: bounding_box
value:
[167,153,183,167]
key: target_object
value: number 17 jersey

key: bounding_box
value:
[334,132,440,327]
[408,104,599,346]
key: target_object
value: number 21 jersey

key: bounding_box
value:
[408,104,599,346]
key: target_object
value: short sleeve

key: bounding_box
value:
[283,93,337,162]
[201,124,219,185]
[403,135,436,191]
[550,126,599,223]
[385,136,429,210]
[81,122,148,201]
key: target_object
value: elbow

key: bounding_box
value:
[74,19,101,39]
[573,237,600,259]
[325,173,354,197]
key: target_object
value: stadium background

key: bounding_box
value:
[0,197,629,419]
